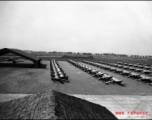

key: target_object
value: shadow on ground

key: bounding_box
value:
[0,63,46,69]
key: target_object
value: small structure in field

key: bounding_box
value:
[62,54,94,59]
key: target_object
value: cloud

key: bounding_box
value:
[0,1,152,55]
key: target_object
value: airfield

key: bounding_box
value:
[0,53,152,119]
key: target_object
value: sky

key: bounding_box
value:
[0,1,152,55]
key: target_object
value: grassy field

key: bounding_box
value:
[73,57,152,65]
[93,56,152,65]
[0,61,52,94]
[38,55,152,65]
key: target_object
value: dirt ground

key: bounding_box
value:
[0,61,52,94]
[0,60,152,95]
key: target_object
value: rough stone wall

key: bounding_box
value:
[0,90,56,119]
[54,91,118,119]
[0,90,117,119]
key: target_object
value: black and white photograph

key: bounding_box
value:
[0,1,152,119]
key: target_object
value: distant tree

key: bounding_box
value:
[65,52,73,54]
[83,52,92,55]
[87,53,92,55]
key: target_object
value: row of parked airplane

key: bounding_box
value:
[117,62,152,69]
[83,60,152,85]
[99,61,152,75]
[50,59,69,84]
[68,60,123,85]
